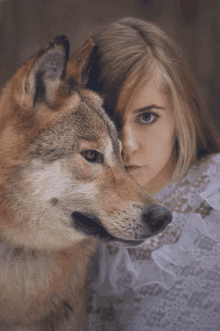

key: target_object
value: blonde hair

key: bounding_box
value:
[87,17,220,180]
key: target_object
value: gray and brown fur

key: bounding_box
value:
[0,36,171,330]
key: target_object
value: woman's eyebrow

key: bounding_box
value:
[134,105,166,113]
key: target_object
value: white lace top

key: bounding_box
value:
[85,153,220,331]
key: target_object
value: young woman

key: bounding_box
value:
[84,17,220,330]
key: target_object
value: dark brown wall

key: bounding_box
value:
[0,0,220,126]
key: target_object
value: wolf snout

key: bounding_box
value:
[143,204,172,236]
[72,204,172,243]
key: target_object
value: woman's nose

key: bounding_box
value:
[120,124,139,163]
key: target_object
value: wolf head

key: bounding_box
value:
[0,36,172,251]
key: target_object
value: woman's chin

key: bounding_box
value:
[126,167,151,187]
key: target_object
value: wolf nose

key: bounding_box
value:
[143,204,172,235]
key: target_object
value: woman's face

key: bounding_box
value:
[116,76,176,194]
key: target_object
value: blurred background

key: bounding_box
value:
[0,0,220,126]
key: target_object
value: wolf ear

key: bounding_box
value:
[66,38,98,87]
[25,35,70,105]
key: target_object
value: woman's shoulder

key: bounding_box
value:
[195,152,220,210]
[155,152,220,206]
[193,152,220,174]
[160,152,220,250]
[183,152,220,205]
[166,152,220,196]
[186,152,220,182]
[154,152,220,232]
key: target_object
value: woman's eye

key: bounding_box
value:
[139,112,158,124]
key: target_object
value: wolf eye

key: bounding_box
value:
[81,150,103,164]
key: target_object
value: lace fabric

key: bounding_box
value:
[85,153,220,331]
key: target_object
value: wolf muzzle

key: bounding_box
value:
[72,204,172,246]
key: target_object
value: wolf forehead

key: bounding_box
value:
[29,91,121,162]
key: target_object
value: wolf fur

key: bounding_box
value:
[0,36,171,330]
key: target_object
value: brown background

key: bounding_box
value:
[0,0,220,127]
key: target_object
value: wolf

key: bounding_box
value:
[0,36,172,330]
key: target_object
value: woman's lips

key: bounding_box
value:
[125,165,150,174]
[125,165,141,171]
